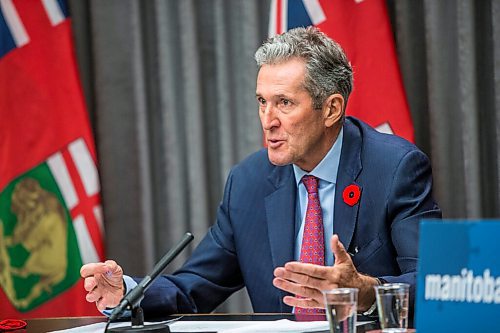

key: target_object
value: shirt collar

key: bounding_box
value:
[293,127,344,186]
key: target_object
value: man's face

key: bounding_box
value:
[256,58,333,172]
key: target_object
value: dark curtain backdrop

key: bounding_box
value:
[68,0,500,312]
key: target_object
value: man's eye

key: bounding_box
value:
[281,99,291,106]
[257,97,266,106]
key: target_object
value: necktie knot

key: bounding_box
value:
[302,175,319,195]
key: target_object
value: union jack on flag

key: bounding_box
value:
[269,0,414,142]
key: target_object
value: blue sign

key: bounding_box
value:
[416,220,500,332]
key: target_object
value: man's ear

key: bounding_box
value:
[323,94,344,128]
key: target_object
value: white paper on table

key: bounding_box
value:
[48,320,170,333]
[213,319,373,333]
[168,319,328,332]
[215,319,329,332]
[49,319,374,333]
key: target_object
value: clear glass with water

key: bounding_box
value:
[323,288,358,333]
[374,283,409,332]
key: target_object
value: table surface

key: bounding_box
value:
[23,313,383,333]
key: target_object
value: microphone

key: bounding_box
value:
[109,232,194,322]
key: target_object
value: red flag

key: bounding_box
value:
[269,0,414,142]
[0,0,103,317]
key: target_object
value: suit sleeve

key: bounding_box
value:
[139,169,245,317]
[381,148,442,307]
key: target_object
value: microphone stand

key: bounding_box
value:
[106,232,194,332]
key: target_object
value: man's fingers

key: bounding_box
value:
[80,263,109,278]
[103,260,124,283]
[85,288,102,303]
[101,291,122,308]
[84,277,98,292]
[273,277,305,296]
[281,262,333,280]
[103,260,120,274]
[331,234,351,264]
[283,296,321,309]
[95,297,107,312]
[80,261,122,279]
[274,266,332,290]
[273,277,323,299]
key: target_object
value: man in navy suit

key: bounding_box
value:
[81,27,441,317]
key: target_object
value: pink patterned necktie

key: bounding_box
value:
[295,175,325,315]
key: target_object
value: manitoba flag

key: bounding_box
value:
[269,0,414,142]
[0,0,103,317]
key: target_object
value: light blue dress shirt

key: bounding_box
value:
[293,128,343,267]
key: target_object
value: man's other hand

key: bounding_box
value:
[273,234,378,311]
[80,260,125,311]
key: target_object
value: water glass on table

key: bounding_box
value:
[322,288,358,333]
[373,283,409,332]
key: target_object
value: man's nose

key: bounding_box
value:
[261,105,280,130]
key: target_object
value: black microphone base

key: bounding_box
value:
[107,323,171,332]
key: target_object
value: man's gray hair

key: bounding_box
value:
[254,26,353,110]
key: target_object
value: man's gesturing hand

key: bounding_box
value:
[80,260,125,311]
[273,234,378,311]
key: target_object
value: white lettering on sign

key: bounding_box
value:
[425,269,500,304]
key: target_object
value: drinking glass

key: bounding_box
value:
[322,288,358,333]
[374,283,409,332]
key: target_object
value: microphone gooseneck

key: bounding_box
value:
[107,232,194,328]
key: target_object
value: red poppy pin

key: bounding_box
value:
[343,184,361,206]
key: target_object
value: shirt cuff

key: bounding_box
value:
[362,277,383,316]
[123,275,138,292]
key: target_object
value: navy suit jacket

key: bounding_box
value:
[139,117,441,317]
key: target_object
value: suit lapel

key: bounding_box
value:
[265,165,296,267]
[265,165,296,313]
[334,119,363,251]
